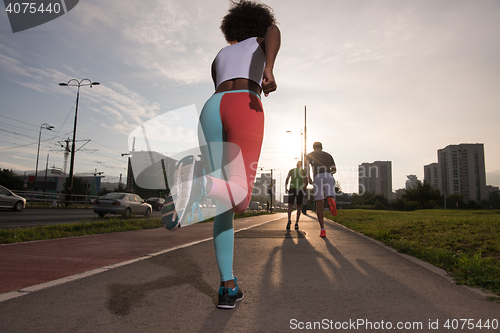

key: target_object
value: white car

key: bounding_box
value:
[0,185,26,211]
[93,192,152,218]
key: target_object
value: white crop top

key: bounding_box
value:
[213,37,266,89]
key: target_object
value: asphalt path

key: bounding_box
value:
[0,208,162,228]
[1,213,499,332]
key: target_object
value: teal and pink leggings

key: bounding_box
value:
[198,90,264,282]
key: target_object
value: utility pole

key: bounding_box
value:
[59,79,100,205]
[304,106,307,163]
[43,154,49,192]
[270,169,273,213]
[303,106,308,214]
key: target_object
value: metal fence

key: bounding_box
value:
[13,190,100,208]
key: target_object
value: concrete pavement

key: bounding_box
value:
[1,212,499,332]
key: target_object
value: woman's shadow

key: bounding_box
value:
[106,247,217,316]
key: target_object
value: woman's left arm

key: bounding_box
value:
[262,24,281,97]
[211,60,217,89]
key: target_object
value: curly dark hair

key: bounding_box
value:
[220,0,276,43]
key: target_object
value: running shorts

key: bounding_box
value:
[312,172,336,201]
[288,188,304,205]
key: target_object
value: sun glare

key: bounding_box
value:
[282,131,302,163]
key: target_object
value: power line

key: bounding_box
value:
[0,116,61,151]
[0,115,39,129]
[0,121,38,134]
[0,137,53,151]
[0,127,39,141]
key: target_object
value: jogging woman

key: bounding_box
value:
[199,0,280,308]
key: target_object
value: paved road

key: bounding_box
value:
[1,213,499,332]
[0,208,162,228]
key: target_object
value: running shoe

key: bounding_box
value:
[327,197,337,216]
[217,278,244,309]
[295,222,299,230]
[286,220,291,230]
[162,155,205,230]
[320,229,326,238]
[162,194,180,230]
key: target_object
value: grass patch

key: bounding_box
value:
[0,211,274,244]
[0,218,163,244]
[326,209,500,296]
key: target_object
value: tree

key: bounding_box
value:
[335,181,342,195]
[402,181,441,209]
[466,199,481,209]
[446,194,466,209]
[486,191,500,209]
[0,169,23,190]
[351,191,375,206]
[63,177,90,195]
[390,198,417,211]
[351,192,389,209]
[116,182,126,192]
[366,194,389,209]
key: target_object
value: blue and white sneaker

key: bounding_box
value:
[161,194,179,230]
[162,155,206,231]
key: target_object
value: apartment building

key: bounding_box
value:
[358,161,393,200]
[423,162,439,190]
[405,175,419,190]
[437,143,487,202]
[252,173,275,201]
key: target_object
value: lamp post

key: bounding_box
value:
[287,105,307,213]
[59,79,100,203]
[286,128,304,167]
[35,123,54,191]
[304,106,307,164]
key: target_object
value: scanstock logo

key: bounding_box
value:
[4,0,79,33]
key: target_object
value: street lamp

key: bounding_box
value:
[35,123,54,191]
[285,107,307,165]
[59,78,100,202]
[286,128,304,167]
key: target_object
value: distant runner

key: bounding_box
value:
[284,161,306,230]
[305,142,337,238]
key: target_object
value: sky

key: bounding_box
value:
[1,0,500,199]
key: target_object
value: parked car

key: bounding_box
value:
[0,185,26,211]
[248,201,263,211]
[93,193,152,218]
[146,197,165,211]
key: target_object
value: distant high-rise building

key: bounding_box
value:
[394,188,406,200]
[358,161,392,200]
[486,185,499,196]
[437,143,486,202]
[405,175,419,190]
[424,162,439,190]
[253,173,275,202]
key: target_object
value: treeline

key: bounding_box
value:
[0,169,21,190]
[349,181,500,211]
